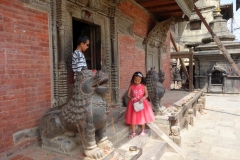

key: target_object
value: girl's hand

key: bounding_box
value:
[131,97,136,101]
[139,98,144,103]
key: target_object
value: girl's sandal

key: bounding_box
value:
[139,131,146,137]
[128,132,136,139]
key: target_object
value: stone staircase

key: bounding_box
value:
[105,108,184,160]
[209,84,223,93]
[160,152,183,160]
[107,123,166,160]
[46,107,184,160]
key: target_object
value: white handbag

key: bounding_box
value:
[133,101,144,112]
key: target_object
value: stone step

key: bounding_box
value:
[147,123,186,158]
[107,107,126,127]
[137,139,166,160]
[160,152,183,160]
[113,128,152,160]
[112,128,167,160]
[210,89,222,93]
[106,119,130,146]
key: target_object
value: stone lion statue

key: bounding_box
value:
[39,69,113,159]
[146,68,166,115]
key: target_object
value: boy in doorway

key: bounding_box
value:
[72,35,90,79]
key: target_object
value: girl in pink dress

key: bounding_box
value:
[125,72,155,138]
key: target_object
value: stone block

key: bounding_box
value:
[155,115,170,125]
[13,127,39,143]
[156,124,170,136]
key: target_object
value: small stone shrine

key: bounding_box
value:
[194,7,240,93]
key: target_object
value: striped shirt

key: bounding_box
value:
[72,50,87,79]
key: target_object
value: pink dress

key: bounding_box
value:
[125,84,155,125]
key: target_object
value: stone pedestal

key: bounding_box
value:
[154,116,170,137]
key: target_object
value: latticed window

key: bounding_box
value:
[211,71,222,84]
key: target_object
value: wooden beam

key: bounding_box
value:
[147,123,187,158]
[194,4,240,76]
[154,11,183,17]
[147,5,180,13]
[137,0,175,8]
[170,32,190,81]
[189,48,194,92]
[171,55,191,59]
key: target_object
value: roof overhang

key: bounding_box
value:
[134,0,198,22]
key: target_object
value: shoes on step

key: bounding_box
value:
[128,132,136,139]
[139,130,146,137]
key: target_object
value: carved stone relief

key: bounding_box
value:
[82,10,94,22]
[161,44,167,54]
[144,17,175,47]
[134,35,145,50]
[116,14,134,36]
[207,63,227,74]
[144,17,175,72]
[89,0,100,9]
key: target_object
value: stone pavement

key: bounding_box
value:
[161,90,190,108]
[181,94,240,160]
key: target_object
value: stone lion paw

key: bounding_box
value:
[97,139,114,153]
[84,147,105,159]
[155,106,168,116]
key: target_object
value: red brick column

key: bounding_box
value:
[0,0,51,156]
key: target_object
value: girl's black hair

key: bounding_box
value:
[130,71,146,85]
[77,35,89,46]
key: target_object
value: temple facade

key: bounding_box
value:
[0,0,198,156]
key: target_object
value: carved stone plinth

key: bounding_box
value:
[188,109,194,126]
[154,116,170,137]
[169,126,181,146]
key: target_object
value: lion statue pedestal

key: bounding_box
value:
[39,69,114,159]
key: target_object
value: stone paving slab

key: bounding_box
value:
[161,90,191,108]
[181,94,240,160]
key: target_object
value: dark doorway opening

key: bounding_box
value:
[72,19,101,70]
[211,70,222,84]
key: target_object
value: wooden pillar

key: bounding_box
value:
[189,48,194,92]
[170,32,190,81]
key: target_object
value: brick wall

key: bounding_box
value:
[118,0,155,37]
[118,35,146,96]
[0,0,51,156]
[118,0,154,97]
[118,0,171,96]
